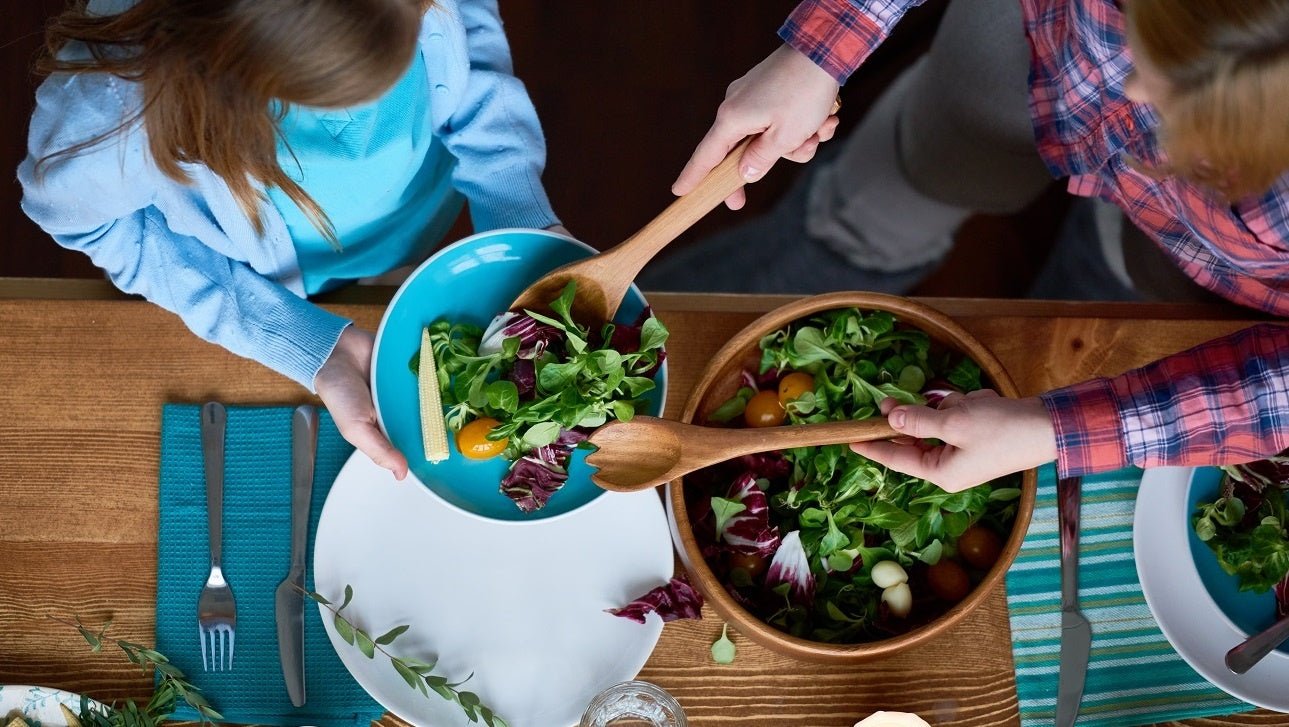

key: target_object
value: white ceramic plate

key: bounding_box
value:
[313,451,675,727]
[0,685,105,726]
[1134,466,1289,711]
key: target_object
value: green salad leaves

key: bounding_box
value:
[695,308,1020,643]
[413,281,668,512]
[1194,458,1289,595]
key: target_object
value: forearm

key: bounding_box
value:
[1041,323,1289,476]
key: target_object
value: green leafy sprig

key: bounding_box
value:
[53,616,221,726]
[306,586,508,727]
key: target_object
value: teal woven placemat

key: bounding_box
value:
[156,404,383,725]
[1006,464,1254,725]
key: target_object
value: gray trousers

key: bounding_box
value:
[807,0,1052,272]
[809,0,1217,302]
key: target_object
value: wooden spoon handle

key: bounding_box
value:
[710,418,897,461]
[598,138,753,294]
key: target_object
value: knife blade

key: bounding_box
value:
[276,404,317,708]
[1056,475,1092,727]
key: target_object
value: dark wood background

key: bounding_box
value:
[1,0,1067,296]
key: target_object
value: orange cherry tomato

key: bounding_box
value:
[957,525,1003,570]
[777,372,815,405]
[743,390,786,428]
[926,559,972,602]
[456,417,508,460]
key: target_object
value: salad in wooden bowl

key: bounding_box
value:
[667,292,1038,663]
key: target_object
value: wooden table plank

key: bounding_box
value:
[0,292,1280,725]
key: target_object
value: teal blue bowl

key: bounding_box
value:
[1186,466,1287,654]
[372,229,667,522]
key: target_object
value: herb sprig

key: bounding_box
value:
[53,616,221,726]
[306,586,508,727]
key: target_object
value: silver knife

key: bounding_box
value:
[1056,476,1092,727]
[276,404,317,708]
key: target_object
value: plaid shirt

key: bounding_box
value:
[781,0,1289,476]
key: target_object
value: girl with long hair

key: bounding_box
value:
[20,0,564,477]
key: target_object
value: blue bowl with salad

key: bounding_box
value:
[667,292,1037,662]
[372,228,668,522]
[1188,462,1289,653]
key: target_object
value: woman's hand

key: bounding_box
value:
[850,391,1058,492]
[315,326,409,480]
[672,44,841,210]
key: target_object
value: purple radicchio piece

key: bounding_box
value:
[603,308,667,377]
[479,311,565,359]
[499,429,586,512]
[718,473,781,557]
[735,451,790,482]
[922,378,963,408]
[740,367,781,391]
[765,530,816,605]
[1277,574,1288,619]
[606,576,704,624]
[508,358,536,397]
[1223,454,1289,494]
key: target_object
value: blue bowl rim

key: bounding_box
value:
[370,226,670,526]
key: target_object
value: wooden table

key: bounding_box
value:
[0,280,1282,726]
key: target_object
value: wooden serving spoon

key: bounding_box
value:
[509,138,753,323]
[585,415,897,492]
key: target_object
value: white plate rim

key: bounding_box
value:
[312,450,673,727]
[1133,466,1289,711]
[0,684,107,725]
[368,226,670,526]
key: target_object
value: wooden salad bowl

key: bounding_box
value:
[665,291,1038,663]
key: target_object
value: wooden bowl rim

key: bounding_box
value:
[666,292,1038,663]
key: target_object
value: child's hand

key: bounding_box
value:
[315,326,409,480]
[672,44,840,210]
[849,391,1058,493]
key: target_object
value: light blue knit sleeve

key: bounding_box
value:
[18,73,350,391]
[440,0,560,232]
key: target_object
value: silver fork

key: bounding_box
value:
[198,401,237,671]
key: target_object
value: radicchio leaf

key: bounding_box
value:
[602,308,667,377]
[479,312,565,359]
[606,576,704,624]
[735,451,790,482]
[922,378,962,408]
[765,530,816,605]
[1277,574,1288,620]
[1223,454,1289,494]
[740,367,781,391]
[718,473,781,557]
[499,429,587,512]
[509,358,536,397]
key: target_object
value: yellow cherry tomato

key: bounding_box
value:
[743,390,786,428]
[778,372,815,405]
[456,417,508,460]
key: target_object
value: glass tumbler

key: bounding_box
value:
[579,680,688,727]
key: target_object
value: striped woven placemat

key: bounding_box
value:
[1004,465,1253,725]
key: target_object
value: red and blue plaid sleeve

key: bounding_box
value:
[778,0,928,84]
[1041,324,1289,477]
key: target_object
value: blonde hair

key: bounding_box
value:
[1128,0,1289,198]
[39,0,431,244]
